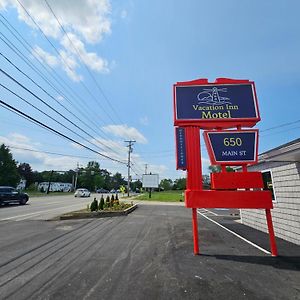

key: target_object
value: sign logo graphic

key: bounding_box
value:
[197,87,232,105]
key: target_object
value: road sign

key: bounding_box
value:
[175,127,187,170]
[203,129,258,165]
[174,79,260,128]
[142,174,159,188]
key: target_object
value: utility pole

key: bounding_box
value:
[125,140,136,197]
[145,164,148,175]
[74,162,79,191]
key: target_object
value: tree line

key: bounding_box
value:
[0,144,142,192]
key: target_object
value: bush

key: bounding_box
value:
[115,194,119,204]
[99,195,104,210]
[90,198,98,212]
[110,194,115,207]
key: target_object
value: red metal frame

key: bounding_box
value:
[173,78,261,129]
[211,172,264,189]
[173,78,278,257]
[203,129,259,166]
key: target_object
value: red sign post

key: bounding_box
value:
[173,78,277,256]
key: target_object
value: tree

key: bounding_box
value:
[111,172,126,189]
[17,163,34,187]
[0,144,20,186]
[202,174,210,189]
[208,165,221,173]
[208,165,235,173]
[160,179,173,191]
[173,178,186,190]
[131,179,142,192]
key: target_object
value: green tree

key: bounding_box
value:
[208,165,235,173]
[173,178,186,190]
[208,165,221,173]
[17,162,34,187]
[0,144,20,186]
[160,179,173,191]
[131,179,142,192]
[111,172,126,189]
[99,195,104,210]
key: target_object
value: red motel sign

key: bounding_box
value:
[173,78,278,257]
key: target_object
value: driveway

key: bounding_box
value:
[0,204,299,299]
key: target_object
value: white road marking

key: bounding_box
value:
[197,210,271,255]
[1,203,85,221]
[202,208,219,216]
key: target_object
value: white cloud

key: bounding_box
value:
[0,133,80,171]
[61,33,109,73]
[0,0,112,81]
[102,124,148,144]
[59,50,83,82]
[32,46,58,66]
[56,95,64,101]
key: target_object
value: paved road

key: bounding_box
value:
[0,194,98,222]
[0,204,299,300]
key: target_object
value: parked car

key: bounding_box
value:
[96,188,109,193]
[74,188,91,197]
[0,186,29,205]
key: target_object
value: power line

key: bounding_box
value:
[15,0,117,125]
[0,99,127,164]
[0,82,116,156]
[44,0,124,125]
[0,68,124,158]
[0,15,109,132]
[260,119,300,133]
[7,145,100,160]
[0,53,122,156]
[0,23,113,139]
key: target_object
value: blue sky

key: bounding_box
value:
[0,0,299,181]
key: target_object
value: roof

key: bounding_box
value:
[259,138,300,163]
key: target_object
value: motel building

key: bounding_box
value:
[238,138,300,245]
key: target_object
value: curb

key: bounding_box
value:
[59,204,138,220]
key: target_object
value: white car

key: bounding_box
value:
[74,188,91,197]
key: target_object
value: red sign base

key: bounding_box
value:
[185,190,273,209]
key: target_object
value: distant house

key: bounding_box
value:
[240,138,300,245]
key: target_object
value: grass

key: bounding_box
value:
[133,190,184,202]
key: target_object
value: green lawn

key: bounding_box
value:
[133,190,184,202]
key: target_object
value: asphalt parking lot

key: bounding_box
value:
[0,204,299,300]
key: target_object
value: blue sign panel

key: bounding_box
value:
[176,127,187,169]
[175,83,258,121]
[205,130,258,164]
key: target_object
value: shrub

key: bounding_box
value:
[90,198,98,212]
[99,195,104,210]
[110,194,115,207]
[115,194,119,204]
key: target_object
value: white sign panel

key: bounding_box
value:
[142,174,159,188]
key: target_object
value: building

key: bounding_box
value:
[240,138,300,245]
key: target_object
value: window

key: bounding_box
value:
[262,170,276,202]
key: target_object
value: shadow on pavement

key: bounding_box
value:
[201,254,300,271]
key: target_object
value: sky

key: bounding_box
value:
[0,0,299,182]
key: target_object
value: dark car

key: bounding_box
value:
[0,186,29,205]
[96,188,109,193]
